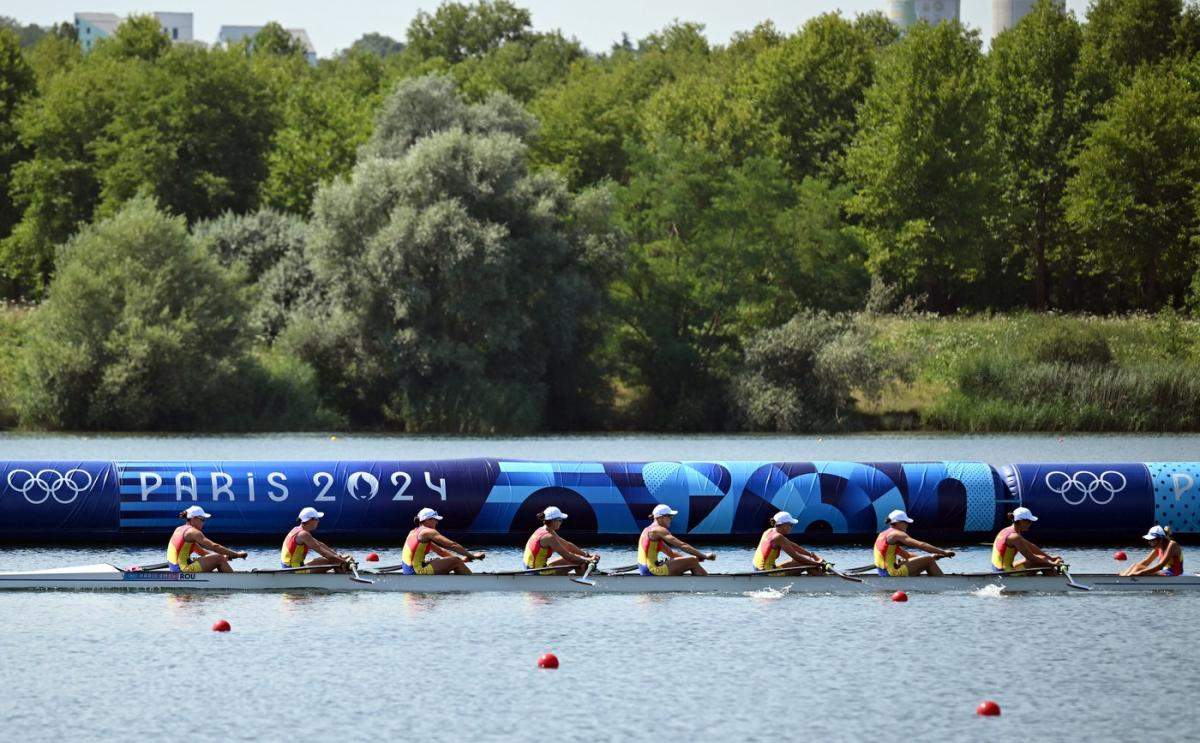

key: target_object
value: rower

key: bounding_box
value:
[991,506,1062,574]
[874,509,954,577]
[281,506,352,573]
[637,504,715,576]
[753,511,826,574]
[523,506,600,575]
[1121,525,1184,577]
[167,505,247,573]
[400,507,485,575]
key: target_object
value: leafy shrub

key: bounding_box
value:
[734,311,906,431]
[1024,323,1113,366]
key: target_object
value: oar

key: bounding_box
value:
[490,565,579,576]
[346,559,373,585]
[845,564,878,575]
[1059,564,1091,591]
[571,561,596,587]
[600,564,639,576]
[125,562,169,572]
[822,563,866,584]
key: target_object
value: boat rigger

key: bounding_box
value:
[0,564,1197,594]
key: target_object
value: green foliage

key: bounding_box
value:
[845,21,996,310]
[96,14,171,62]
[1024,323,1114,366]
[0,28,34,247]
[253,23,306,58]
[1076,0,1186,105]
[287,75,621,431]
[453,31,583,102]
[193,208,318,341]
[348,33,405,58]
[1065,61,1200,307]
[15,197,247,429]
[406,1,531,64]
[988,0,1084,310]
[735,311,902,431]
[749,12,891,181]
[932,355,1200,432]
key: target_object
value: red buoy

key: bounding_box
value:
[537,653,559,669]
[976,700,1001,716]
[1114,551,1127,561]
[891,591,908,602]
[366,552,380,562]
[212,619,231,632]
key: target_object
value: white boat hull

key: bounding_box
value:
[0,565,1197,594]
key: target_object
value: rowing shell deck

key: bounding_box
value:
[1,565,1198,593]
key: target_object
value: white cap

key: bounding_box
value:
[652,504,678,518]
[1143,525,1168,541]
[772,511,798,526]
[417,507,443,522]
[183,505,212,520]
[886,509,914,524]
[298,506,324,522]
[542,506,568,521]
[1012,507,1038,522]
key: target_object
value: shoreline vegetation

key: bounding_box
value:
[2,2,1200,434]
[3,303,1197,432]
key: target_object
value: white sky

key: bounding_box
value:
[14,1,1094,57]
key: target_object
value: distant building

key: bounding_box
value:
[888,0,961,29]
[74,11,193,52]
[993,0,1066,35]
[217,25,317,64]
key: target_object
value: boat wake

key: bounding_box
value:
[743,585,792,599]
[972,584,1006,598]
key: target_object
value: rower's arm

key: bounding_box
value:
[432,533,477,559]
[193,535,243,558]
[1013,535,1054,562]
[780,538,820,564]
[548,534,588,562]
[899,535,952,557]
[1132,545,1178,576]
[663,534,707,560]
[299,532,343,562]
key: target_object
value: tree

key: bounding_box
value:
[988,0,1084,310]
[405,1,531,64]
[286,75,622,430]
[1065,62,1200,308]
[1076,0,1187,108]
[348,32,404,58]
[15,197,248,429]
[0,28,34,250]
[453,31,584,102]
[530,22,710,188]
[193,208,317,340]
[749,12,892,181]
[93,44,276,223]
[844,21,996,310]
[253,22,306,58]
[96,14,171,61]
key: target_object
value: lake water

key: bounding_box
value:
[1,434,1197,742]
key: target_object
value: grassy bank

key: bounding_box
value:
[868,312,1200,431]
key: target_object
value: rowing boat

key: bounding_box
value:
[0,564,1198,593]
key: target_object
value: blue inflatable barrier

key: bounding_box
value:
[0,459,1196,544]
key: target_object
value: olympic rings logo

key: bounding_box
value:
[5,468,95,505]
[1045,470,1127,506]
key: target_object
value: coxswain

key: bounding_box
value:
[400,507,485,575]
[637,504,715,576]
[523,506,600,575]
[167,505,247,573]
[874,509,954,576]
[281,506,352,573]
[991,507,1061,574]
[1121,525,1184,577]
[753,511,826,574]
